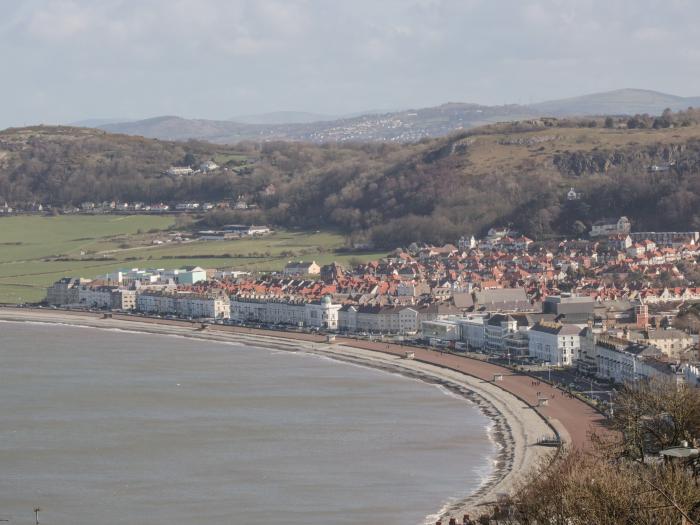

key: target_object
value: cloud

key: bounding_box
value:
[1,0,700,127]
[25,0,92,40]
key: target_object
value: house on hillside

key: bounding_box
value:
[590,216,631,237]
[167,166,194,176]
[200,161,219,173]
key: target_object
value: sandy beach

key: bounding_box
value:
[0,308,600,521]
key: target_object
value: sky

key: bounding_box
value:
[2,0,700,128]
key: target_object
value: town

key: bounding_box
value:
[44,216,700,394]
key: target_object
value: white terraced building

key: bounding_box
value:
[528,321,584,366]
[338,304,437,334]
[594,336,666,383]
[229,295,341,329]
[78,285,117,309]
[46,277,84,305]
[137,291,230,319]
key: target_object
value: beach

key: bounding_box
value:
[0,308,603,521]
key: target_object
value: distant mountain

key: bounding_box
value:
[96,89,700,144]
[99,104,534,144]
[101,116,273,143]
[69,118,136,127]
[530,88,700,116]
[230,111,338,125]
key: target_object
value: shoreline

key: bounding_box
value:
[0,308,558,522]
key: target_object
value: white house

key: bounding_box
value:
[46,277,83,305]
[283,261,321,276]
[457,314,489,350]
[200,161,219,173]
[458,235,477,250]
[136,290,229,318]
[78,285,116,309]
[137,291,177,315]
[422,319,460,341]
[176,292,230,319]
[590,216,631,237]
[528,322,584,366]
[167,166,194,176]
[338,305,422,334]
[485,314,519,354]
[594,335,671,384]
[338,304,358,332]
[304,296,341,329]
[230,294,340,329]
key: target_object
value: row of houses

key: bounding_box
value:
[46,278,229,319]
[137,290,230,319]
[421,299,695,371]
[430,313,584,366]
[230,295,340,329]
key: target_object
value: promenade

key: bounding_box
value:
[210,325,607,450]
[208,320,607,450]
[334,339,607,450]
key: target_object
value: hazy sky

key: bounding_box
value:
[2,0,700,128]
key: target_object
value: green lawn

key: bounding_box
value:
[0,216,384,304]
[0,215,176,263]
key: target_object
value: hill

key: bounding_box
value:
[530,88,700,116]
[96,89,700,144]
[230,111,339,125]
[4,110,700,247]
[69,118,136,127]
[0,126,250,205]
[101,103,534,144]
[101,116,267,143]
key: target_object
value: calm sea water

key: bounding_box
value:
[0,321,494,525]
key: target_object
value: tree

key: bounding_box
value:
[604,116,615,128]
[610,379,700,461]
[500,379,700,525]
[572,220,587,237]
[506,450,700,525]
[181,152,197,167]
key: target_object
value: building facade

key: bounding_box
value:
[230,295,340,329]
[528,322,583,366]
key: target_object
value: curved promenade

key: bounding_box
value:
[204,322,607,450]
[334,338,607,450]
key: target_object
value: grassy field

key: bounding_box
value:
[0,216,385,304]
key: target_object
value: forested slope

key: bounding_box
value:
[3,111,700,247]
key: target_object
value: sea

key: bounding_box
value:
[0,321,494,525]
